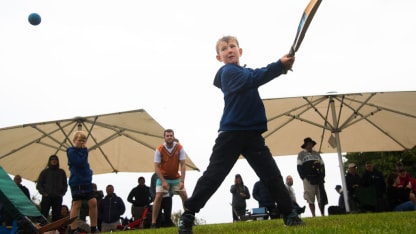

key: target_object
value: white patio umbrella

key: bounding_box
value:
[0,109,199,182]
[262,91,416,211]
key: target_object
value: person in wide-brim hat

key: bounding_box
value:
[301,137,316,149]
[297,136,326,217]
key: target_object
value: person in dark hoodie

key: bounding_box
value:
[178,35,302,234]
[36,155,68,222]
[230,174,250,221]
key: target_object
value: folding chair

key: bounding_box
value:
[0,166,76,234]
[117,206,150,230]
[250,207,268,220]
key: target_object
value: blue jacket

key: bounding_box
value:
[252,181,276,208]
[98,194,126,223]
[67,147,93,186]
[213,61,285,132]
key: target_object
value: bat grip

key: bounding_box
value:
[288,46,295,57]
[282,48,295,74]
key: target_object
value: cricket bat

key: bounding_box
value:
[284,0,322,73]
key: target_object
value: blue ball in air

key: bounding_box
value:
[28,13,41,26]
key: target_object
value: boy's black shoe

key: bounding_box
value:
[282,210,305,226]
[178,212,195,234]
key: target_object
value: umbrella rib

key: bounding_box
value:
[317,97,333,152]
[82,117,97,140]
[122,133,159,151]
[0,138,40,159]
[263,117,295,139]
[94,121,163,139]
[86,126,119,173]
[88,132,122,151]
[303,96,336,130]
[55,121,77,151]
[266,97,322,122]
[32,124,74,155]
[334,93,376,130]
[80,118,163,140]
[334,93,411,149]
[31,124,72,147]
[363,116,409,149]
[340,108,382,129]
[0,122,74,159]
[342,94,416,119]
[36,141,68,153]
[340,107,408,149]
[265,97,335,140]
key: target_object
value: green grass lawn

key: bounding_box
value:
[110,211,415,234]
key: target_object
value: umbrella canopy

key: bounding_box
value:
[0,109,199,182]
[262,91,416,211]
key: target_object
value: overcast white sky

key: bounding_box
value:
[1,0,416,225]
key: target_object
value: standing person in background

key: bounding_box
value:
[361,161,387,212]
[36,155,67,222]
[98,185,126,232]
[345,163,362,212]
[252,179,279,219]
[151,129,188,228]
[230,174,250,221]
[297,137,327,217]
[150,172,174,227]
[178,35,302,234]
[67,131,99,233]
[14,175,30,199]
[127,176,151,221]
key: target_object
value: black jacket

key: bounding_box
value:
[98,193,126,223]
[36,157,67,197]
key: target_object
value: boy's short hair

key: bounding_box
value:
[216,35,239,54]
[73,130,87,141]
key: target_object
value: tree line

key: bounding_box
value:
[344,147,416,178]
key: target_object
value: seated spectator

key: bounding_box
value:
[396,162,416,193]
[386,172,416,211]
[284,175,305,215]
[328,185,346,215]
[58,205,70,234]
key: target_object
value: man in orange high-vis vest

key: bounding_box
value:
[151,129,188,228]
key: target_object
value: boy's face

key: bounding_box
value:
[216,39,242,65]
[74,137,87,148]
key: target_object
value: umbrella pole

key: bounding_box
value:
[330,98,351,212]
[335,135,350,212]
